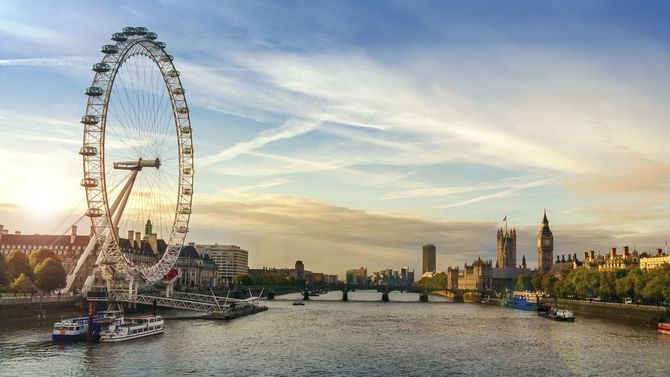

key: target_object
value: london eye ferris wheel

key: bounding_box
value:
[79,27,193,285]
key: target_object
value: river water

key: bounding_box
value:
[1,290,669,376]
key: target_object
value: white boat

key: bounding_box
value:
[549,308,575,322]
[99,315,164,342]
[52,310,124,342]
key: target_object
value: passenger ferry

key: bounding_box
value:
[99,315,164,342]
[548,308,575,322]
[52,311,124,342]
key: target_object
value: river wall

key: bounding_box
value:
[544,298,669,324]
[0,298,85,321]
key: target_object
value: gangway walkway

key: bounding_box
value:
[88,290,220,312]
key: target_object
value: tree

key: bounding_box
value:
[6,250,31,281]
[598,271,616,301]
[531,272,544,292]
[572,268,599,299]
[29,248,58,268]
[515,274,532,291]
[0,254,7,287]
[34,258,66,294]
[10,273,34,295]
[542,273,558,297]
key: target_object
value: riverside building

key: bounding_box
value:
[640,249,670,270]
[195,244,249,286]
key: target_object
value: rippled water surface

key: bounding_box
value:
[1,291,669,376]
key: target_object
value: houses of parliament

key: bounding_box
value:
[447,211,554,290]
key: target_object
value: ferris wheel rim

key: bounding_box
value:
[80,27,194,284]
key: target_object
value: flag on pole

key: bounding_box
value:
[502,216,507,222]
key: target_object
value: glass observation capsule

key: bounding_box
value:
[145,32,158,40]
[80,178,99,188]
[79,146,98,156]
[135,27,148,35]
[86,208,103,217]
[92,63,111,73]
[155,41,166,49]
[111,33,128,42]
[85,87,104,96]
[123,27,137,35]
[81,115,100,125]
[101,45,119,54]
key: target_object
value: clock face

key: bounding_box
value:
[543,239,551,247]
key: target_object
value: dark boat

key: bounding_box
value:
[506,296,539,311]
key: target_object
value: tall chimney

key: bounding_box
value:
[609,248,616,258]
[584,251,590,261]
[135,232,141,248]
[149,233,158,256]
[590,250,595,260]
[657,248,663,256]
[71,225,77,244]
[623,246,630,257]
[128,230,134,245]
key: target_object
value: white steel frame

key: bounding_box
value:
[81,28,193,285]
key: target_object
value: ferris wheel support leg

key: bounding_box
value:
[112,170,139,229]
[62,235,98,294]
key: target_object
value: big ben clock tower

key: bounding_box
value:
[537,210,553,273]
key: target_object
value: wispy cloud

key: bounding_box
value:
[0,56,92,67]
[199,118,320,167]
[437,176,562,209]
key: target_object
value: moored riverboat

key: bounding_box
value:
[99,315,164,342]
[548,308,575,322]
[52,310,124,342]
[506,296,539,311]
[658,322,670,334]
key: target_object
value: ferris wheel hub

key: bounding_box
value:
[112,158,161,171]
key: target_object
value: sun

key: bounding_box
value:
[22,187,57,215]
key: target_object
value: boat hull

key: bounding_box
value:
[52,333,88,342]
[658,323,670,334]
[100,328,164,343]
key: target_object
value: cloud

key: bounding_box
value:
[189,194,666,274]
[564,159,670,196]
[199,118,320,166]
[0,56,92,67]
[436,176,562,209]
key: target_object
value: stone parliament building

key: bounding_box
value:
[447,212,553,291]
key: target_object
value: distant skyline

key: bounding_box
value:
[0,1,668,275]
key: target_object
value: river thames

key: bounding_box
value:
[1,291,669,376]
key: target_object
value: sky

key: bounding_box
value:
[0,0,668,276]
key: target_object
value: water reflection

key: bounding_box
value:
[0,292,668,376]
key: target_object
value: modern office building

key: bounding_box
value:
[346,266,367,285]
[422,244,436,274]
[195,243,249,286]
